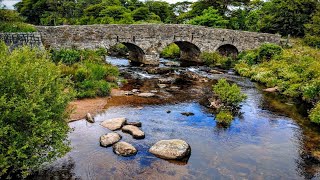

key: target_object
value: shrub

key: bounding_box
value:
[73,61,119,98]
[213,79,247,107]
[309,102,320,124]
[0,43,73,178]
[216,110,234,125]
[51,49,81,65]
[160,43,180,59]
[304,35,320,48]
[258,43,283,61]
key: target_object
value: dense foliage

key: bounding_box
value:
[235,39,320,123]
[0,43,73,178]
[0,9,36,32]
[52,48,119,98]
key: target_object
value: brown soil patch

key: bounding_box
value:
[68,97,110,122]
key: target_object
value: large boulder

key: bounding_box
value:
[113,142,137,157]
[100,117,127,131]
[100,133,121,147]
[122,125,145,139]
[149,139,191,160]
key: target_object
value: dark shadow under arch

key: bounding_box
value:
[173,41,201,62]
[217,44,239,59]
[109,42,145,64]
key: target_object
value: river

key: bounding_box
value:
[30,57,320,179]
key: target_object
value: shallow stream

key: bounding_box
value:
[30,57,320,179]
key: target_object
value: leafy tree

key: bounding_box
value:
[187,7,229,28]
[258,0,317,36]
[0,43,73,178]
[145,0,172,22]
[132,7,150,21]
[304,4,320,48]
[100,5,128,21]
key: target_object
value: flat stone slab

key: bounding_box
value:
[122,125,145,139]
[113,142,137,157]
[100,133,121,147]
[137,93,155,97]
[100,117,127,131]
[149,139,191,160]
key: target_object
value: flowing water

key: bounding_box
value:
[30,57,320,180]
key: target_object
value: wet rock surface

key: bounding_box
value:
[100,117,127,131]
[137,92,156,97]
[100,133,122,147]
[149,139,191,160]
[181,112,195,116]
[113,142,137,157]
[85,113,95,123]
[125,122,142,127]
[122,125,145,139]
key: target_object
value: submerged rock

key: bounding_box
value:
[100,133,122,147]
[113,142,137,157]
[85,113,95,123]
[125,122,142,127]
[181,112,195,116]
[100,117,127,131]
[149,139,191,160]
[138,92,156,97]
[122,125,145,139]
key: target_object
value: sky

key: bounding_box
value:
[2,0,197,9]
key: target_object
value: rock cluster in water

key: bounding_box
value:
[88,113,191,160]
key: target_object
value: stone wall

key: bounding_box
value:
[0,32,43,49]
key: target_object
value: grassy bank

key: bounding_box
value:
[235,39,320,123]
[51,48,119,99]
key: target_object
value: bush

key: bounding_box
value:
[51,48,106,65]
[160,43,180,59]
[213,79,247,107]
[258,43,283,61]
[310,102,320,124]
[216,110,234,125]
[0,43,73,178]
[304,35,320,48]
[73,61,119,98]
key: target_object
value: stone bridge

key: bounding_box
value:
[4,24,281,65]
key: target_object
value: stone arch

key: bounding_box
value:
[173,41,201,62]
[216,44,239,59]
[110,42,146,63]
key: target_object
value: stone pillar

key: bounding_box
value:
[143,54,160,66]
